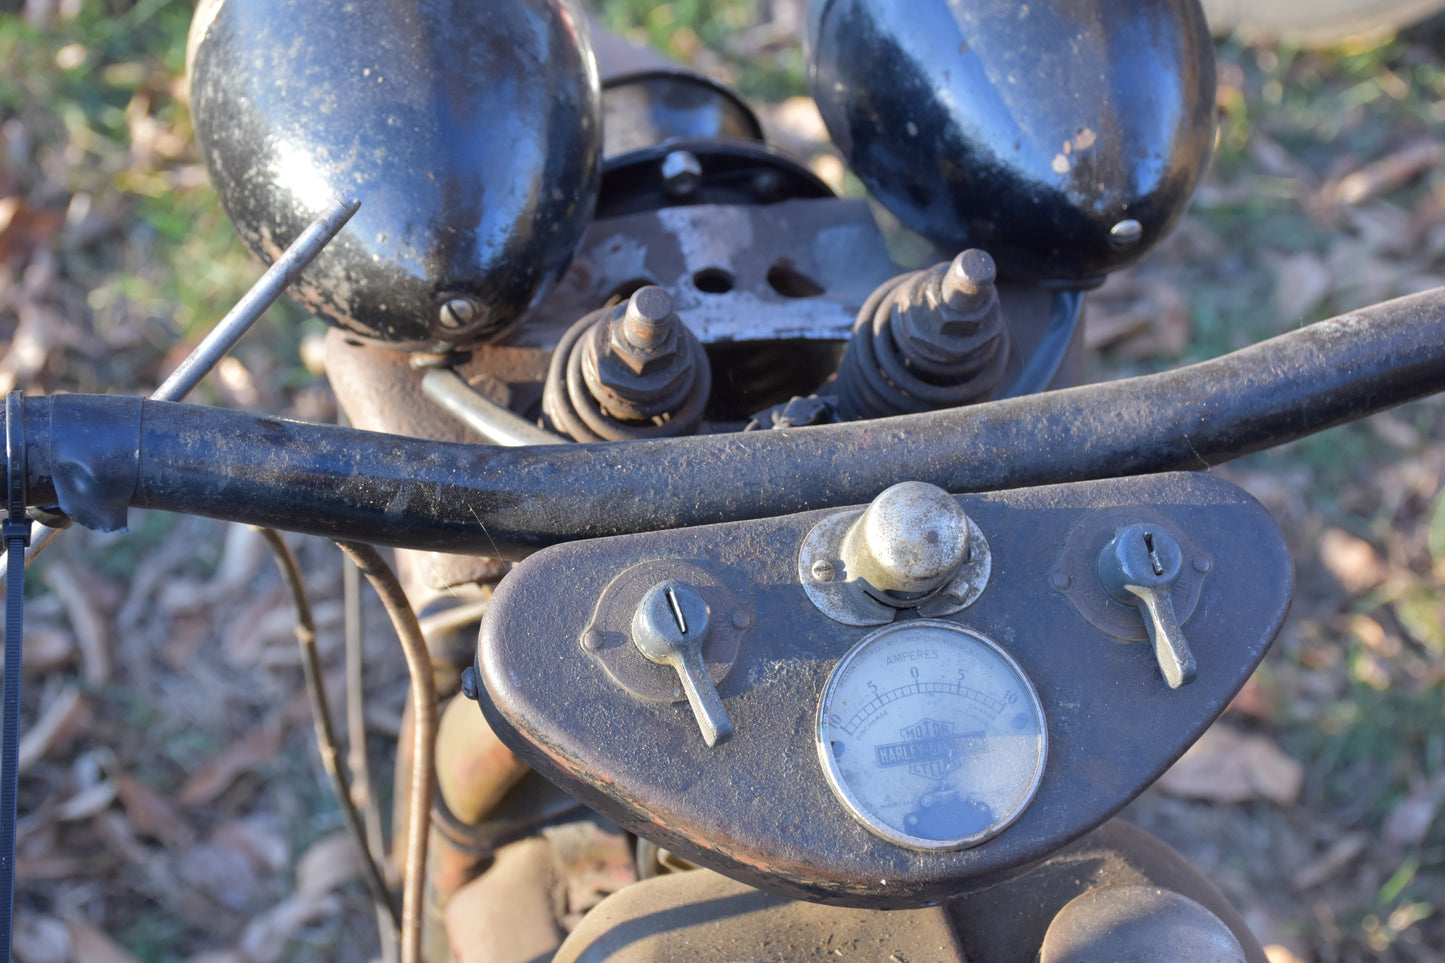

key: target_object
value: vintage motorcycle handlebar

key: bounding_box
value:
[9,287,1445,556]
[10,1,1443,958]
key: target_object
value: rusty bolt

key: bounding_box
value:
[606,286,682,376]
[939,249,997,322]
[893,251,1004,365]
[622,286,674,349]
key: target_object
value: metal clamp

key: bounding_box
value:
[4,391,27,547]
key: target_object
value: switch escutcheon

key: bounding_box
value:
[1097,524,1198,689]
[632,580,734,747]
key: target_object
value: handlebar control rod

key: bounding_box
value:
[154,192,361,403]
[9,287,1445,556]
[0,191,360,579]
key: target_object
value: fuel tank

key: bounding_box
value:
[808,0,1216,286]
[187,0,602,348]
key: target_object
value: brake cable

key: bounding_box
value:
[1,389,32,957]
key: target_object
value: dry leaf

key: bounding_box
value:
[1383,773,1445,848]
[214,816,289,875]
[1325,240,1400,309]
[54,780,116,821]
[295,831,362,900]
[93,810,151,866]
[15,854,92,881]
[214,356,260,407]
[179,823,286,919]
[1346,614,1401,658]
[0,195,65,265]
[20,626,73,673]
[1291,831,1368,889]
[1084,305,1150,349]
[116,520,214,631]
[1157,724,1304,806]
[158,523,264,615]
[223,586,291,668]
[1243,904,1309,963]
[112,772,195,849]
[1328,140,1445,206]
[1265,945,1310,963]
[45,560,111,685]
[64,918,143,963]
[12,911,69,963]
[761,96,830,156]
[1085,274,1190,360]
[0,299,59,396]
[1227,672,1277,721]
[161,611,210,672]
[17,685,88,773]
[179,840,263,910]
[1216,467,1311,523]
[238,894,341,963]
[1319,528,1386,595]
[1273,251,1332,322]
[178,720,283,806]
[1249,133,1316,186]
[1344,201,1414,257]
[1367,412,1421,450]
[809,153,846,195]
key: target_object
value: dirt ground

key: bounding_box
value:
[1,2,1443,961]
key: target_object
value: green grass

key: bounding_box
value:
[2,0,304,394]
[117,910,190,963]
[589,0,807,100]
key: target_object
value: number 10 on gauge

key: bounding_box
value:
[815,620,1048,851]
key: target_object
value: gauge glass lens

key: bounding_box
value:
[816,620,1046,851]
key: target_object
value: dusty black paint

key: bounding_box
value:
[188,0,601,348]
[475,473,1292,907]
[12,290,1445,556]
[809,0,1216,284]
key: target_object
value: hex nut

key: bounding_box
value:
[661,150,703,198]
[892,251,1004,364]
[606,287,682,377]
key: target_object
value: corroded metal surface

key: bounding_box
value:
[17,289,1445,557]
[476,473,1292,906]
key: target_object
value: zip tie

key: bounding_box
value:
[0,389,32,960]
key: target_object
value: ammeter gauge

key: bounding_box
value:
[816,620,1047,851]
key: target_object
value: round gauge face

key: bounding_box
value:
[816,620,1047,851]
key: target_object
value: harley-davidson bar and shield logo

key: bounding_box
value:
[874,718,971,779]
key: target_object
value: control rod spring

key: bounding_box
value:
[834,249,1010,421]
[543,286,712,442]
